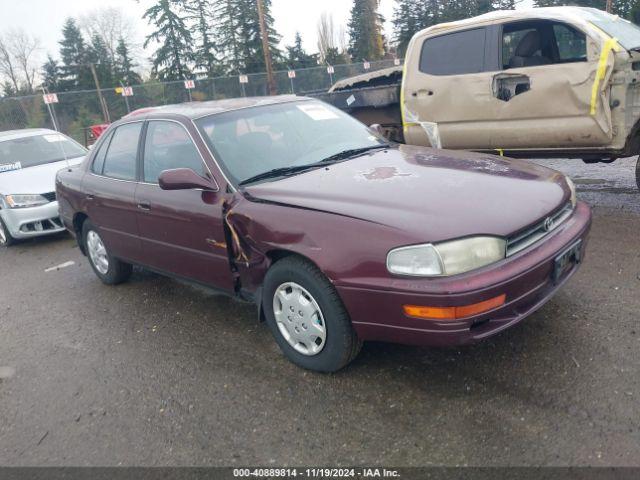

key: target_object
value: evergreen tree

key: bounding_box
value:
[286,32,317,69]
[58,18,92,90]
[237,0,283,74]
[186,0,219,77]
[87,34,113,88]
[1,80,16,97]
[348,0,385,61]
[143,0,194,80]
[115,37,142,85]
[41,55,61,92]
[213,0,243,74]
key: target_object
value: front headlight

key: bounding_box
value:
[387,236,506,277]
[3,194,50,209]
[565,176,577,208]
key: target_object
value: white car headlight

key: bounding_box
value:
[387,236,507,277]
[565,176,577,208]
[3,194,50,209]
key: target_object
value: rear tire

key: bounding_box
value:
[82,220,132,285]
[263,255,362,373]
[0,216,16,247]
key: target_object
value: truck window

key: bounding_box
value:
[419,28,487,76]
[503,21,587,69]
[553,24,587,63]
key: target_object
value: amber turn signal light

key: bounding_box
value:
[403,294,507,320]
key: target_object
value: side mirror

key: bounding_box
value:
[159,168,219,192]
[369,123,385,137]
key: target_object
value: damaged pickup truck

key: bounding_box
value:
[314,7,640,190]
[56,97,591,372]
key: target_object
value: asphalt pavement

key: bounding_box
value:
[1,156,639,466]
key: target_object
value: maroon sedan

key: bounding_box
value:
[56,96,591,372]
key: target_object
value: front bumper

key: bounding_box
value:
[338,202,592,347]
[0,201,65,239]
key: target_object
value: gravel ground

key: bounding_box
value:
[0,157,639,467]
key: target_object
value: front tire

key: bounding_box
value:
[82,220,132,285]
[263,256,362,373]
[0,216,16,247]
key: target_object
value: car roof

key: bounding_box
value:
[0,128,59,143]
[124,95,311,120]
[417,6,614,36]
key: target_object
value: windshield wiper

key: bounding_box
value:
[238,144,391,187]
[318,144,390,164]
[239,164,321,186]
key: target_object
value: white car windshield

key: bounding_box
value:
[0,133,87,172]
[195,100,387,185]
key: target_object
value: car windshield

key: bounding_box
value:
[0,133,87,173]
[195,100,387,185]
[577,9,640,50]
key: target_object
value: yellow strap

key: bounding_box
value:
[400,60,409,130]
[495,148,504,157]
[590,37,620,116]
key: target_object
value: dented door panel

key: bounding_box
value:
[489,61,613,149]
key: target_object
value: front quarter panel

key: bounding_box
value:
[225,195,420,294]
[56,164,86,235]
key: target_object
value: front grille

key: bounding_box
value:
[506,203,574,257]
[41,192,56,202]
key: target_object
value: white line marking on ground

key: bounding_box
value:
[44,261,75,273]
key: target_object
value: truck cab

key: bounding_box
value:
[402,6,640,168]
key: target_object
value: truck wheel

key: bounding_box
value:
[263,256,362,373]
[82,220,132,285]
[0,216,16,247]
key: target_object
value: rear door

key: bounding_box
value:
[135,119,234,292]
[83,122,143,263]
[403,26,501,149]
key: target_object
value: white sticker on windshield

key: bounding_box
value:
[43,134,65,143]
[297,104,340,121]
[0,162,21,173]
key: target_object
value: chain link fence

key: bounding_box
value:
[0,59,401,145]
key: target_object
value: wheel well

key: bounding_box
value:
[73,213,88,254]
[256,249,325,323]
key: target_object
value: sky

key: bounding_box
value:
[0,0,397,67]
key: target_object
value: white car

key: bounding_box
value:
[0,129,87,246]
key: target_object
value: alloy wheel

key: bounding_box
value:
[272,282,327,356]
[87,230,109,275]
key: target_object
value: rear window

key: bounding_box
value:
[0,133,87,172]
[420,28,487,75]
[100,123,142,181]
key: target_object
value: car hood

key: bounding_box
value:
[0,156,85,195]
[243,145,570,243]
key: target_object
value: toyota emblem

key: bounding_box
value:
[544,217,554,232]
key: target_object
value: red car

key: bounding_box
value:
[56,96,592,372]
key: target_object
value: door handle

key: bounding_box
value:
[137,202,151,211]
[413,89,434,97]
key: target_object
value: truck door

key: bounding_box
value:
[488,20,613,150]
